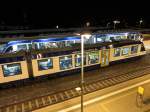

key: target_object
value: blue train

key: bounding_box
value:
[0,30,146,86]
[0,32,142,54]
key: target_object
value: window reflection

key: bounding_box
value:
[39,43,46,49]
[88,51,99,64]
[59,55,72,70]
[122,47,130,55]
[114,48,121,57]
[75,54,86,67]
[2,63,22,77]
[38,58,53,71]
[0,44,6,53]
[131,45,138,54]
[17,44,27,51]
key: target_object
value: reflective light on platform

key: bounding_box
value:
[75,87,81,91]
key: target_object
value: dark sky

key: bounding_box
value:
[0,1,149,28]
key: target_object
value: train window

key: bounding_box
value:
[58,41,66,48]
[5,46,13,53]
[110,37,115,42]
[37,58,53,71]
[75,54,86,67]
[131,45,138,54]
[39,43,46,49]
[65,41,74,47]
[114,48,121,57]
[2,63,22,77]
[34,43,39,49]
[28,44,32,50]
[46,42,58,48]
[96,38,103,42]
[88,51,99,65]
[105,37,111,42]
[59,55,72,70]
[121,36,127,40]
[122,47,130,55]
[17,44,27,51]
[115,36,121,40]
[0,44,6,53]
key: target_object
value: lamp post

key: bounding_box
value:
[86,22,90,27]
[113,20,120,29]
[56,25,59,29]
[80,34,91,112]
[139,19,143,27]
[106,22,110,28]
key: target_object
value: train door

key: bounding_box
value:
[101,49,110,67]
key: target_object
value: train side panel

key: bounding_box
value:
[32,51,101,77]
[110,44,146,62]
[31,43,146,77]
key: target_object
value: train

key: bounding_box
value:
[0,30,146,86]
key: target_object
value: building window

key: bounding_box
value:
[2,63,22,77]
[59,55,72,70]
[38,58,53,71]
[122,47,130,55]
[131,45,138,54]
[114,48,121,57]
[88,51,99,64]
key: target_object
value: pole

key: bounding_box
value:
[114,23,116,29]
[107,22,110,28]
[81,35,84,112]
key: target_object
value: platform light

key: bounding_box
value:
[113,20,120,29]
[139,19,143,27]
[81,34,91,39]
[140,20,143,24]
[56,25,59,29]
[75,87,81,91]
[80,33,91,112]
[86,22,90,27]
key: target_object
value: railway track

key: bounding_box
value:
[0,65,150,112]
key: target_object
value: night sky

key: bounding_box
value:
[0,2,149,29]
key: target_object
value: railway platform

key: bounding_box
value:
[34,70,150,112]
